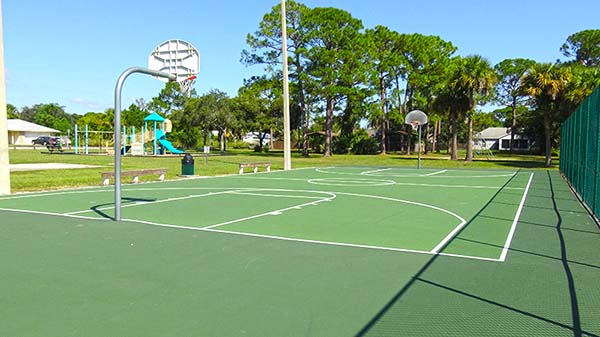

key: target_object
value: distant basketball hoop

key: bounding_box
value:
[405,110,428,126]
[405,110,428,169]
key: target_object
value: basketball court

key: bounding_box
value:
[1,166,599,336]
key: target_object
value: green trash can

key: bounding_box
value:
[181,153,195,176]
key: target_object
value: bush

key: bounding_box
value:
[352,133,380,155]
[332,135,353,154]
[228,140,251,149]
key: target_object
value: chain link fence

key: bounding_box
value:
[560,86,600,218]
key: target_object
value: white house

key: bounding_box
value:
[7,119,60,145]
[474,127,531,151]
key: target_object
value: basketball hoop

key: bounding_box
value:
[178,75,197,97]
[405,110,428,170]
[148,39,200,97]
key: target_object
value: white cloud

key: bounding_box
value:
[71,98,102,110]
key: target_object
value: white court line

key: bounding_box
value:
[0,207,109,221]
[228,191,324,199]
[122,217,500,262]
[0,206,498,262]
[334,191,466,224]
[360,168,391,175]
[65,190,238,215]
[201,192,336,230]
[66,189,330,215]
[0,166,319,202]
[235,175,523,190]
[0,205,497,262]
[315,167,517,178]
[499,172,535,262]
[0,188,110,201]
[429,172,535,258]
[430,220,468,253]
[422,170,447,176]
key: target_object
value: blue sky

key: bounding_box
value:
[4,0,599,115]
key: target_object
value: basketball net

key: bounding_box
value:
[411,121,420,131]
[178,75,197,97]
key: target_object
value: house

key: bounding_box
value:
[7,119,60,145]
[474,127,531,151]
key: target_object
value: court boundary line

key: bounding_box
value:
[0,199,498,262]
[422,169,447,176]
[1,168,528,262]
[0,166,321,201]
[315,167,518,178]
[122,217,502,262]
[235,175,524,190]
[0,207,108,221]
[499,172,535,261]
[65,189,337,216]
[361,168,391,175]
[1,186,471,256]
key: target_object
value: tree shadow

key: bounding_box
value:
[475,214,599,235]
[354,171,592,337]
[455,237,600,270]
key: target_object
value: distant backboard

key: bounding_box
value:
[405,110,428,126]
[148,39,200,83]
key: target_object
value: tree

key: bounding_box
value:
[176,90,233,150]
[565,64,600,106]
[242,0,313,156]
[148,81,191,117]
[303,7,364,157]
[521,63,572,167]
[76,110,113,131]
[432,81,469,160]
[472,110,503,132]
[18,103,75,133]
[448,55,497,161]
[121,103,147,128]
[206,90,233,152]
[390,33,456,154]
[6,104,19,119]
[560,29,600,67]
[494,58,536,152]
[365,25,400,155]
[231,76,282,152]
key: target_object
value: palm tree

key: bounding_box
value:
[449,55,497,161]
[432,86,468,160]
[521,63,572,167]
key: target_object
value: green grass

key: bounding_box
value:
[8,148,557,193]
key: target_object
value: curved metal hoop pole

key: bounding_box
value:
[113,67,176,221]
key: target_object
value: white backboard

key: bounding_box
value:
[148,39,200,82]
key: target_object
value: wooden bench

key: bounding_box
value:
[239,162,271,174]
[101,168,167,186]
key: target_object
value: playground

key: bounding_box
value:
[69,112,183,156]
[1,166,599,336]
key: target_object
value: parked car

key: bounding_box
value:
[32,136,52,145]
[46,137,64,153]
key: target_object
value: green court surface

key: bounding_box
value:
[1,167,599,336]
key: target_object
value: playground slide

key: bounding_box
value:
[158,138,184,154]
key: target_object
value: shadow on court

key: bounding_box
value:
[354,171,600,337]
[91,197,157,220]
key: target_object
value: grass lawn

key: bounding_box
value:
[7,148,558,193]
